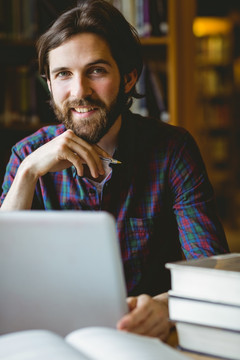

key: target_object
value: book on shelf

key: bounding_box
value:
[165,253,240,306]
[0,0,166,42]
[197,68,232,98]
[0,0,79,41]
[196,34,232,65]
[2,65,40,126]
[131,60,169,120]
[120,0,136,29]
[135,0,145,37]
[149,0,168,36]
[107,0,167,38]
[145,60,169,121]
[176,322,240,360]
[0,0,38,40]
[197,101,230,129]
[0,326,189,360]
[168,294,240,331]
[130,64,148,116]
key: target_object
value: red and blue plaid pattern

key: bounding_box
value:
[1,112,229,295]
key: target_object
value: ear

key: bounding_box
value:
[123,69,138,94]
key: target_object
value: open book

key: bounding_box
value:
[0,327,189,360]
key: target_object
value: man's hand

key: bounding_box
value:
[22,129,111,179]
[117,293,172,341]
[0,129,112,210]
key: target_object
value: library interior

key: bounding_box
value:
[1,0,240,254]
[1,1,240,360]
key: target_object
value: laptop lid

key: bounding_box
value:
[0,211,128,336]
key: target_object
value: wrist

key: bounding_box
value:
[18,158,40,184]
[0,158,38,210]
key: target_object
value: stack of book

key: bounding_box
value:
[166,253,240,360]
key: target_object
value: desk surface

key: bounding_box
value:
[167,328,222,360]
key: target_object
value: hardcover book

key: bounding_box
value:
[168,294,240,331]
[165,253,240,305]
[176,322,240,360]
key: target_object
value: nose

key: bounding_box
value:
[71,74,93,99]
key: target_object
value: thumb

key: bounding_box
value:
[126,296,138,311]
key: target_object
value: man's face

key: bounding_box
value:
[47,33,125,143]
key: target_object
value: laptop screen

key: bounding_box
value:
[0,211,128,336]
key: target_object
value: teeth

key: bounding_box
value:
[74,107,94,113]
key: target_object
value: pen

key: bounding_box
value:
[100,156,122,164]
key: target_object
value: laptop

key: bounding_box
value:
[0,211,128,336]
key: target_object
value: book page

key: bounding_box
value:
[0,330,90,360]
[66,327,189,360]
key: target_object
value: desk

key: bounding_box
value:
[167,328,222,360]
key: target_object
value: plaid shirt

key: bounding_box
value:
[1,111,229,295]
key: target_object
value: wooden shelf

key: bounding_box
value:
[140,36,170,46]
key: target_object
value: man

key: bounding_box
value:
[0,0,228,341]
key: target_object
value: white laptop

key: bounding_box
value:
[0,211,128,336]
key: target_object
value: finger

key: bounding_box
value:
[138,311,170,338]
[65,131,114,172]
[93,143,114,158]
[117,295,152,331]
[117,297,137,329]
[64,131,107,177]
[143,318,170,340]
[73,146,102,178]
[80,143,115,176]
[53,146,85,176]
[125,308,159,336]
[126,297,138,311]
[149,318,172,341]
[131,301,170,340]
[61,132,103,178]
[118,295,171,340]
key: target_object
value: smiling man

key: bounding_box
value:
[0,0,229,341]
[48,33,125,146]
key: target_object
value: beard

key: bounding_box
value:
[50,83,126,144]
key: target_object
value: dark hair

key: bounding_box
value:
[37,0,143,107]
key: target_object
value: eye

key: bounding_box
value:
[89,67,108,76]
[56,71,72,79]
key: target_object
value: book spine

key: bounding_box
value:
[135,0,144,37]
[143,0,151,37]
[121,0,136,28]
[131,64,147,116]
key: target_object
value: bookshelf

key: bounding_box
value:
[137,0,197,131]
[192,16,236,223]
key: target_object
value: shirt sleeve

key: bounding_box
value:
[0,146,21,206]
[0,145,42,209]
[169,130,229,258]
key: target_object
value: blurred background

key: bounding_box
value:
[0,0,240,251]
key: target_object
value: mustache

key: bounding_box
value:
[63,97,105,109]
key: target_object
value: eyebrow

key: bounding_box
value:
[50,59,112,75]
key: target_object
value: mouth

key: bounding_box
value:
[73,106,97,114]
